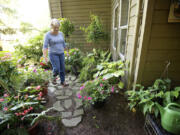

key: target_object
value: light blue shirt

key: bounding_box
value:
[43,31,66,54]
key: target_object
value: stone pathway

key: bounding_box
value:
[48,74,84,127]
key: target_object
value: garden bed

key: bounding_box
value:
[64,92,145,135]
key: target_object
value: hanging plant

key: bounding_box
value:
[58,18,75,40]
[80,14,108,44]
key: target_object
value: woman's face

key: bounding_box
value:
[51,25,60,32]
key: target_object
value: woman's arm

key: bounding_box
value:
[42,48,48,63]
[43,33,49,62]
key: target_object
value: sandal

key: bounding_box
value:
[52,77,57,84]
[61,82,69,87]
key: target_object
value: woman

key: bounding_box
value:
[43,18,68,87]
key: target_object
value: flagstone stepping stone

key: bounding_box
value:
[74,98,83,109]
[48,87,56,93]
[65,90,73,96]
[73,87,80,92]
[56,96,69,100]
[57,86,63,89]
[53,101,64,112]
[73,109,84,117]
[68,75,76,81]
[61,112,72,118]
[74,79,81,83]
[55,90,63,96]
[62,116,82,127]
[64,99,72,109]
[48,82,56,87]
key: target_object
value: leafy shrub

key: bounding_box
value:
[0,51,23,95]
[80,14,108,43]
[65,48,83,75]
[79,49,111,82]
[126,78,180,117]
[14,29,48,63]
[22,67,51,87]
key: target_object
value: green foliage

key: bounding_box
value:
[79,49,111,82]
[1,127,29,135]
[59,18,75,39]
[65,48,83,75]
[22,67,51,87]
[0,1,17,35]
[14,29,48,63]
[94,60,125,87]
[78,78,114,106]
[19,22,37,34]
[0,51,23,95]
[126,78,180,117]
[80,14,108,43]
[0,85,51,131]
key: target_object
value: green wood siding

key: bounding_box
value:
[141,0,180,86]
[49,0,111,52]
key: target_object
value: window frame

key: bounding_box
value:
[118,0,129,60]
[112,3,119,51]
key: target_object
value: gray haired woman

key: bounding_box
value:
[43,18,68,87]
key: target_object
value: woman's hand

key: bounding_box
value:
[44,57,48,63]
[42,48,48,63]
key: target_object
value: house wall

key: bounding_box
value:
[136,0,180,86]
[49,0,111,52]
[48,0,62,18]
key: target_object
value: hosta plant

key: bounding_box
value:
[79,49,111,82]
[93,60,125,89]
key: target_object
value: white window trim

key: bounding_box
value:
[118,0,129,60]
[112,3,119,51]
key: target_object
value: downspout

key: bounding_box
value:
[48,0,53,18]
[60,0,63,17]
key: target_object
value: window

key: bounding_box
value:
[118,0,129,60]
[112,3,119,50]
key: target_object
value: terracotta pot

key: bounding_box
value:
[28,122,39,135]
[42,87,48,96]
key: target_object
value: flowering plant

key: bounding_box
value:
[23,67,51,86]
[77,78,115,106]
[40,56,47,66]
[39,56,51,69]
[0,86,50,133]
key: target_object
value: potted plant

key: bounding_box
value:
[77,78,115,108]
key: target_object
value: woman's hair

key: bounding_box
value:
[51,18,60,27]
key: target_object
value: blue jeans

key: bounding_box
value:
[49,53,65,84]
